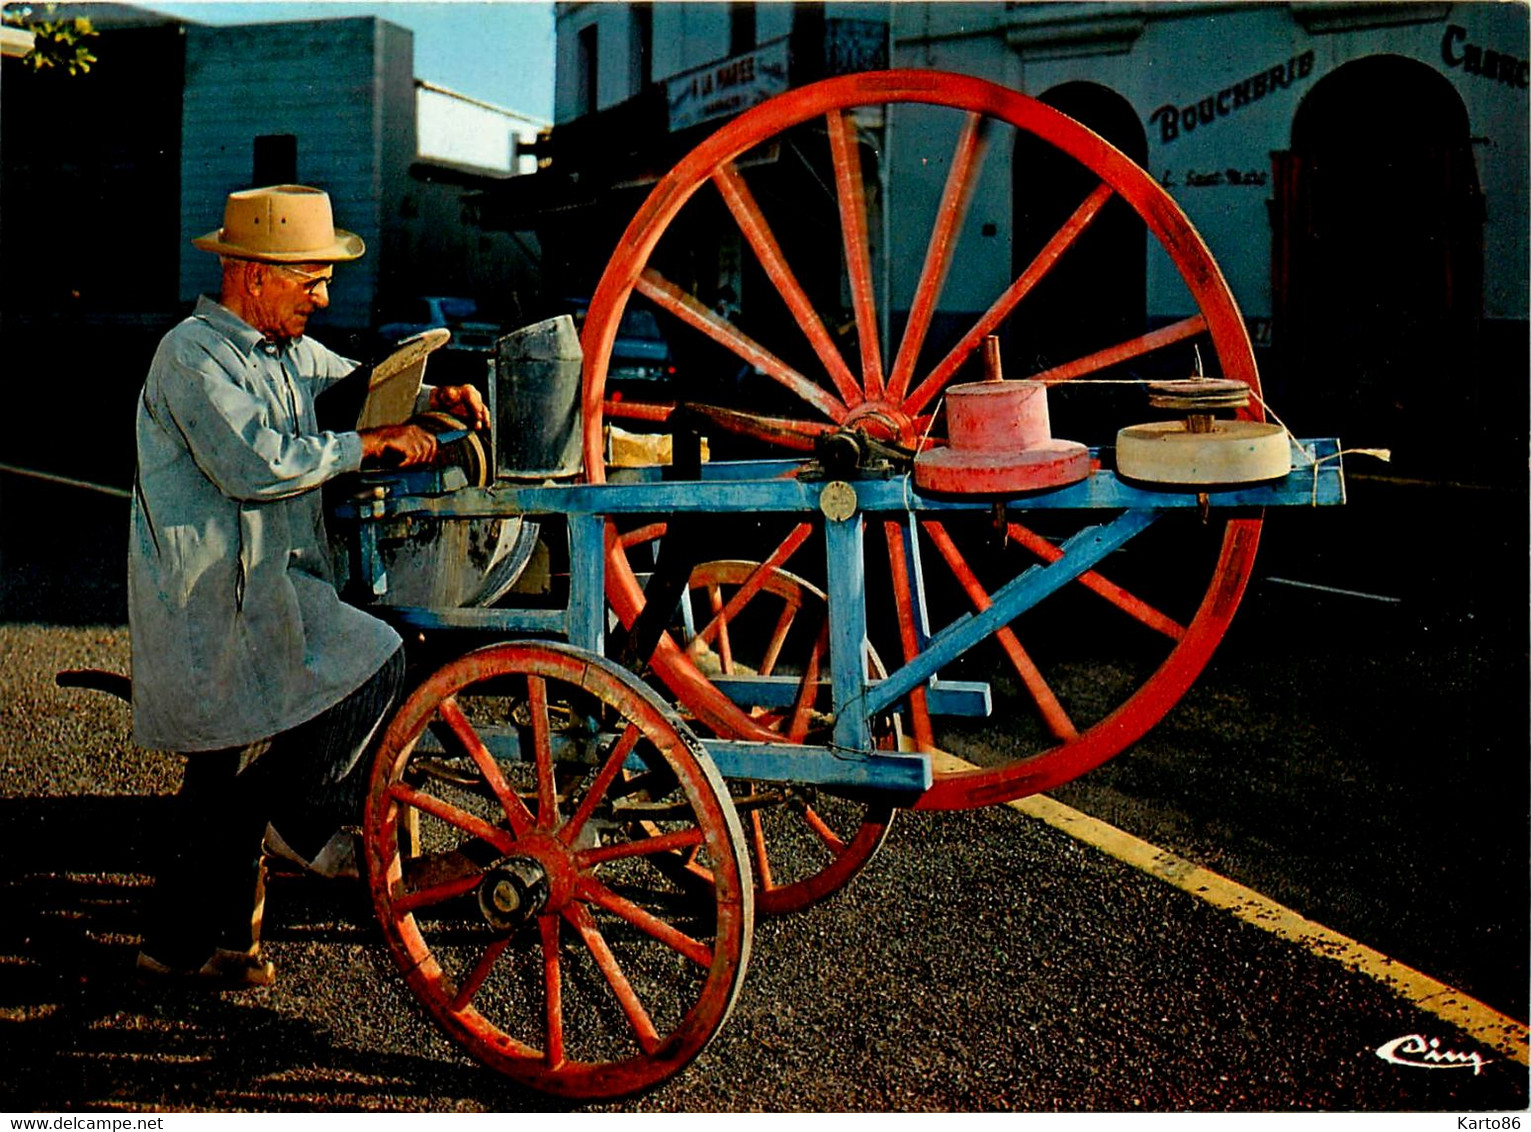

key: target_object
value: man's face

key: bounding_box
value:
[249,261,333,341]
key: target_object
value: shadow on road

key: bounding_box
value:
[0,794,583,1113]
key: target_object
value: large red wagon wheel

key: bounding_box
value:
[363,641,752,1099]
[582,71,1263,811]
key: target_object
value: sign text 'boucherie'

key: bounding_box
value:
[1148,51,1316,144]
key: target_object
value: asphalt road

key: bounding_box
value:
[0,470,1526,1112]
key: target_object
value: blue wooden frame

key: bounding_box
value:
[335,439,1345,795]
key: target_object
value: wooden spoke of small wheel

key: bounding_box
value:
[677,560,896,916]
[362,641,752,1100]
[581,71,1264,810]
[687,524,814,656]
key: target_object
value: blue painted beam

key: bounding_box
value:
[388,607,569,634]
[365,438,1345,522]
[859,508,1161,718]
[700,740,932,792]
[706,674,991,717]
[411,723,933,791]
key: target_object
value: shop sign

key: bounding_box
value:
[1441,24,1529,88]
[1159,168,1270,189]
[668,38,790,132]
[1148,51,1316,144]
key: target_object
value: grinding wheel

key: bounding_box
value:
[1115,420,1291,485]
[416,410,490,488]
[913,379,1091,494]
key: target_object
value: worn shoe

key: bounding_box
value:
[308,830,360,880]
[264,825,360,880]
[136,945,276,989]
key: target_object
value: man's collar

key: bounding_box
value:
[193,295,300,356]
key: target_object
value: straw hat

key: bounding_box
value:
[192,184,365,263]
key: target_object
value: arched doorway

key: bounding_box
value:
[1012,81,1148,445]
[1272,55,1483,471]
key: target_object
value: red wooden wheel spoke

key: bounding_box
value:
[636,268,847,421]
[748,809,776,891]
[603,399,677,426]
[668,403,835,451]
[618,521,669,550]
[560,723,643,849]
[692,524,813,651]
[1006,519,1186,641]
[576,826,705,868]
[1032,313,1209,385]
[438,697,536,837]
[905,182,1116,417]
[887,112,989,403]
[387,781,516,855]
[539,915,565,1069]
[712,161,864,408]
[394,870,486,916]
[758,602,798,677]
[673,561,896,915]
[922,520,1077,741]
[451,936,512,1013]
[563,903,662,1054]
[799,804,848,855]
[576,876,716,968]
[786,624,827,743]
[365,641,751,1097]
[826,107,884,400]
[706,585,734,671]
[883,520,935,751]
[526,675,559,828]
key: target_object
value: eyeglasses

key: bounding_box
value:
[271,263,333,296]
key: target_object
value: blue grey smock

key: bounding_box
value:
[129,296,403,752]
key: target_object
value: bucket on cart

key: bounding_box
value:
[495,315,583,480]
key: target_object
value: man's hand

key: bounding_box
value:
[429,384,491,432]
[359,424,438,468]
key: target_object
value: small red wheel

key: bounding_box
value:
[363,641,752,1099]
[679,558,896,914]
[584,71,1263,810]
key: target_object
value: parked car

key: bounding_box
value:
[378,296,500,353]
[569,298,677,393]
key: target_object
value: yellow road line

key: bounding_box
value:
[927,751,1529,1064]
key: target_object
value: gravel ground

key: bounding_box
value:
[0,620,1525,1112]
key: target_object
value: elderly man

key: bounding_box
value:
[130,184,488,987]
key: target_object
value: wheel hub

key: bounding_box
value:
[842,402,915,447]
[476,856,551,933]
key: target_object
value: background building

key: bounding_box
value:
[527,0,1527,483]
[488,2,889,306]
[1,2,546,486]
[893,2,1527,478]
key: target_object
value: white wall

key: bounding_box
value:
[892,2,1529,324]
[417,82,547,176]
[180,17,401,329]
